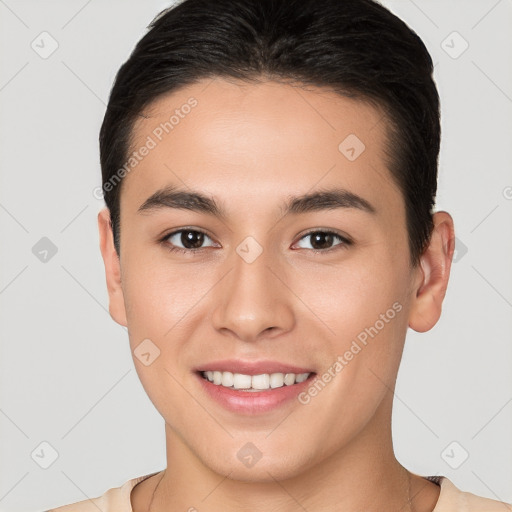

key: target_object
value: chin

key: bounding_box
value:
[199,443,315,483]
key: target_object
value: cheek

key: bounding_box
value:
[122,256,205,333]
[120,261,199,413]
[293,252,408,329]
[120,257,223,389]
[291,260,409,427]
[289,251,411,391]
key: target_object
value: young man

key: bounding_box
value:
[48,0,511,510]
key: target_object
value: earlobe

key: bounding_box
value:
[97,207,128,327]
[408,211,455,333]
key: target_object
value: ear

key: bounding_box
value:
[97,207,128,327]
[408,211,455,333]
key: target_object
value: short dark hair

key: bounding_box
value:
[99,0,440,266]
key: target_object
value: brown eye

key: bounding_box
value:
[310,232,335,250]
[180,230,205,249]
[295,230,351,251]
[164,229,216,251]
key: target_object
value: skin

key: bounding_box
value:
[98,78,455,511]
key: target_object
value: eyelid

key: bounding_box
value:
[160,226,215,241]
[292,229,352,251]
[159,227,219,253]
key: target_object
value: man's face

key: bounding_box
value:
[109,78,423,480]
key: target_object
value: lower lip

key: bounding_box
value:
[195,372,316,414]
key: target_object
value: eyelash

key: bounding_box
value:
[159,228,352,256]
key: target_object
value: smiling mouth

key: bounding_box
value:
[198,370,315,392]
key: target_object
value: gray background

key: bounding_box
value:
[0,0,511,510]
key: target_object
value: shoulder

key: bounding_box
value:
[45,472,158,512]
[435,476,512,511]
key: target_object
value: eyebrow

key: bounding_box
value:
[137,185,376,218]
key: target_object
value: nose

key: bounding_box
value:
[211,244,295,342]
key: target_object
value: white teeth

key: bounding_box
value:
[251,374,270,390]
[295,373,309,383]
[201,371,311,391]
[221,371,234,387]
[233,373,252,389]
[269,373,284,388]
[284,373,296,386]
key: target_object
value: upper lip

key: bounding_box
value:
[195,359,315,376]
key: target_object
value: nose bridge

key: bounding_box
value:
[211,238,294,340]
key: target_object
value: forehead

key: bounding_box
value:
[123,78,401,217]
